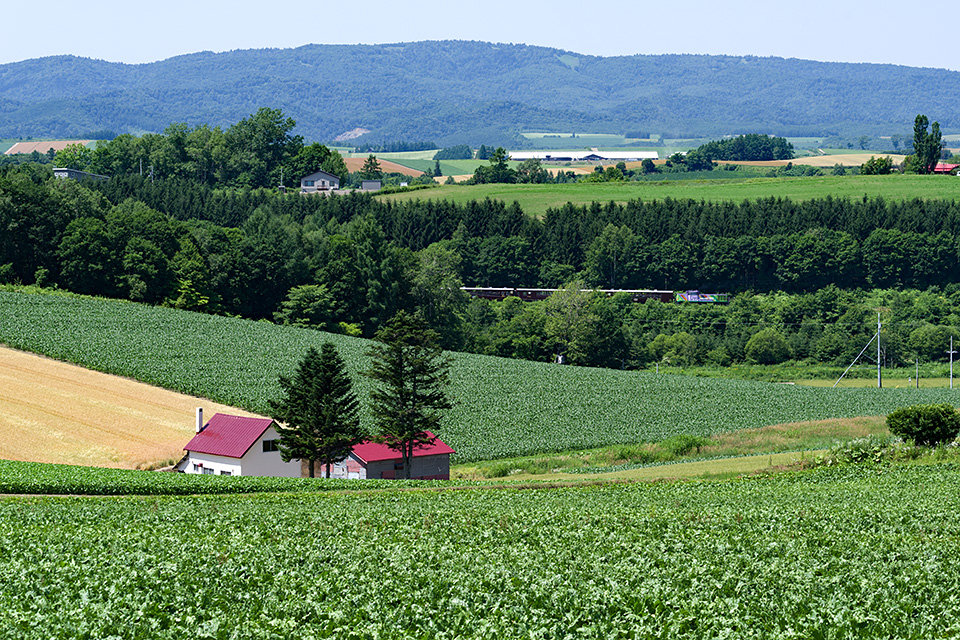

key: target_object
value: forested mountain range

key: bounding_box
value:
[1,41,959,145]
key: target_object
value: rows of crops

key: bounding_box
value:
[0,460,456,495]
[1,463,959,637]
[2,290,959,462]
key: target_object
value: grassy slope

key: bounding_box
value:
[2,289,959,464]
[380,174,960,217]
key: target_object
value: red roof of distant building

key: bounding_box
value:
[352,432,455,463]
[934,162,958,173]
[184,414,275,459]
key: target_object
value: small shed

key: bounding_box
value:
[344,433,454,479]
[361,179,382,191]
[300,170,341,193]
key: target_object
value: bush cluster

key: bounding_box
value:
[886,403,960,446]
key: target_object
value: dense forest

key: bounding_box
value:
[5,153,960,371]
[2,42,960,144]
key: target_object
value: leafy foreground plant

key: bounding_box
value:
[3,464,960,638]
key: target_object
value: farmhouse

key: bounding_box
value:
[177,409,299,477]
[300,169,340,193]
[177,409,454,479]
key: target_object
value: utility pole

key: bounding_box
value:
[948,336,957,390]
[877,313,882,389]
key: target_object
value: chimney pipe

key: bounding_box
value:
[196,407,204,433]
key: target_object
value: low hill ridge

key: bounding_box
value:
[0,41,958,143]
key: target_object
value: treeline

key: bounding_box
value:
[694,134,794,161]
[53,108,348,190]
[6,161,960,369]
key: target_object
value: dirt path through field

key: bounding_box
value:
[0,346,265,469]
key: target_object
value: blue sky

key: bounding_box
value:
[7,0,956,71]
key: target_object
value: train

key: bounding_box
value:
[460,287,730,304]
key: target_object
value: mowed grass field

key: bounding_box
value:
[0,346,264,469]
[380,174,960,217]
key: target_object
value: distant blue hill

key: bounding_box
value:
[0,41,957,145]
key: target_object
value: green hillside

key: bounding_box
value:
[2,289,958,463]
[2,42,960,143]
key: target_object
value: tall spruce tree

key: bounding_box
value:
[365,311,452,479]
[270,343,364,478]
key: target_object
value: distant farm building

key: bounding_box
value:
[934,162,959,174]
[300,170,341,193]
[361,179,382,191]
[508,151,658,162]
[177,409,454,479]
[53,168,109,182]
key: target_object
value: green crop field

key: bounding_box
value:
[2,463,960,637]
[380,174,960,217]
[2,290,959,464]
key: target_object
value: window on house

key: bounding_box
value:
[193,463,201,472]
[220,470,232,476]
[263,439,279,453]
[305,180,314,187]
[203,467,215,475]
[394,463,404,471]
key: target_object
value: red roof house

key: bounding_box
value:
[177,409,455,479]
[176,410,298,477]
[934,162,958,174]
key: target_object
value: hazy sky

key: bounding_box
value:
[6,0,955,71]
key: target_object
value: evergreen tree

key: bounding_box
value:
[360,154,383,180]
[270,343,364,478]
[365,311,452,479]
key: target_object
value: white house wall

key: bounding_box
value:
[238,426,303,477]
[183,452,243,476]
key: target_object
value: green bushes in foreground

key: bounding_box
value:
[3,465,960,638]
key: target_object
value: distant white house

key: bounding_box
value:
[508,151,658,162]
[177,409,455,479]
[53,167,109,181]
[300,170,340,193]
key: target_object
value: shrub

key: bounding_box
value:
[886,403,960,446]
[660,434,712,457]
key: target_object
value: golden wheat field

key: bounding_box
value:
[0,346,265,469]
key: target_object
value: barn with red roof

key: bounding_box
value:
[177,409,454,479]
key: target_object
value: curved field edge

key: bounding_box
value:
[3,464,960,637]
[1,289,958,463]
